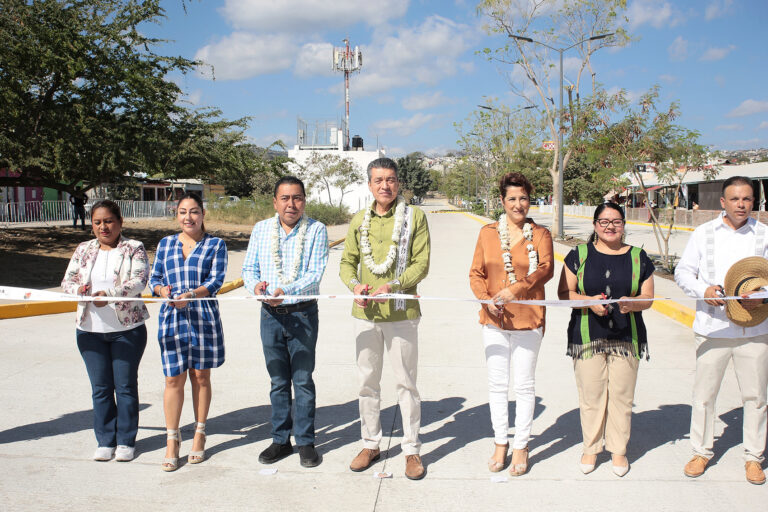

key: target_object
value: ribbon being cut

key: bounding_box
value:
[3,284,768,308]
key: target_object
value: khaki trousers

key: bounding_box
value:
[573,354,639,455]
[690,334,768,462]
[355,318,421,455]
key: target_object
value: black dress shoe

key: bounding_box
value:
[258,442,293,464]
[298,444,322,468]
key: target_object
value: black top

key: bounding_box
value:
[564,243,654,358]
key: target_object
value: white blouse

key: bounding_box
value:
[80,249,142,333]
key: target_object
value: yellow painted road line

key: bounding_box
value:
[462,210,695,327]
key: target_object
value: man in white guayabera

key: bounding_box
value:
[339,157,431,480]
[242,176,329,468]
[675,176,768,485]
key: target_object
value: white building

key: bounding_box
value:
[287,118,384,213]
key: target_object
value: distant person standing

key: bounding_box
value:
[70,187,88,230]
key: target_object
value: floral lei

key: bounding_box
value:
[271,213,308,285]
[498,214,537,284]
[360,197,406,275]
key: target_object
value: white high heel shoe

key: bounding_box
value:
[189,422,206,464]
[162,429,181,472]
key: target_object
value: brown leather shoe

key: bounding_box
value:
[684,455,709,478]
[349,448,380,472]
[746,461,766,485]
[405,454,425,480]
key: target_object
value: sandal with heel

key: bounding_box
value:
[189,422,206,464]
[487,442,508,472]
[509,446,529,476]
[162,429,181,472]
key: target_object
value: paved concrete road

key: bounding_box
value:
[0,199,764,511]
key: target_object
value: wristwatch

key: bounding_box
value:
[387,279,401,292]
[188,289,197,299]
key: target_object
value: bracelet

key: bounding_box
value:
[188,289,197,299]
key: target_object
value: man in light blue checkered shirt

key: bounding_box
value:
[242,176,328,468]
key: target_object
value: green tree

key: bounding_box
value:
[300,152,364,209]
[396,153,433,200]
[581,86,719,268]
[478,0,631,236]
[0,0,248,197]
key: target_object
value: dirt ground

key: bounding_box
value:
[0,219,255,290]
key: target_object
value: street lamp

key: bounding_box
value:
[477,104,537,147]
[509,32,613,238]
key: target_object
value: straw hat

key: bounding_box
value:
[723,256,768,327]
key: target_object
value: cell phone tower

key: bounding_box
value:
[332,38,362,150]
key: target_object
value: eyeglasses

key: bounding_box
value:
[595,218,625,227]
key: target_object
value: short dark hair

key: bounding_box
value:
[273,176,305,197]
[722,176,754,196]
[498,172,533,198]
[366,157,399,181]
[90,200,122,221]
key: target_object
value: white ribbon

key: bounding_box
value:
[2,285,767,307]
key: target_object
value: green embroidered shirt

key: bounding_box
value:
[339,202,431,322]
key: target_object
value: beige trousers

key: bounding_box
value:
[691,334,768,462]
[354,318,421,455]
[573,354,639,455]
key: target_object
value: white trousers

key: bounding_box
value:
[355,318,421,455]
[691,333,768,462]
[482,324,543,448]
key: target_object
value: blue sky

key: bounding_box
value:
[145,0,768,156]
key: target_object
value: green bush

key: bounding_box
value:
[205,196,352,226]
[305,202,352,226]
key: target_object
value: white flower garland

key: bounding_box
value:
[498,214,538,284]
[271,213,308,285]
[360,197,406,275]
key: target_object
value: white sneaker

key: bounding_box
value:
[115,445,135,462]
[93,446,116,461]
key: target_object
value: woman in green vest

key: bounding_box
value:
[557,202,655,477]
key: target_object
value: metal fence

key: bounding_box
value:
[0,200,175,224]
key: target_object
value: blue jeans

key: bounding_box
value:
[260,303,319,446]
[76,325,147,447]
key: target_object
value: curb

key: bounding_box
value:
[460,210,696,327]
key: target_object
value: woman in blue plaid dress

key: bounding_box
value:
[150,192,228,471]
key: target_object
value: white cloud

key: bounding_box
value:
[716,124,742,131]
[627,0,683,29]
[195,33,297,80]
[219,0,409,31]
[699,45,736,61]
[658,74,678,83]
[668,36,688,62]
[402,91,453,110]
[721,137,760,149]
[758,121,768,130]
[186,90,203,105]
[294,42,335,78]
[247,132,294,147]
[727,99,768,118]
[705,0,733,21]
[343,16,479,97]
[370,113,436,136]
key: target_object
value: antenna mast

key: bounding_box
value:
[332,38,362,150]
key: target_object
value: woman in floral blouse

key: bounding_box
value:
[61,200,150,463]
[150,192,228,471]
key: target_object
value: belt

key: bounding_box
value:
[262,300,317,315]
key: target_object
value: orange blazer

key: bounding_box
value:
[469,220,554,331]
